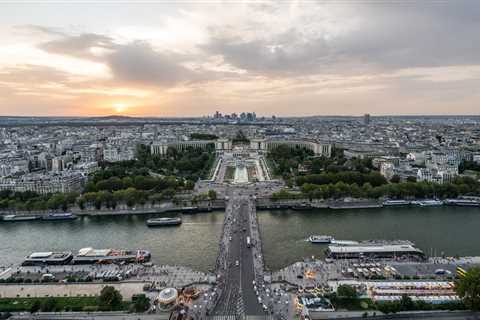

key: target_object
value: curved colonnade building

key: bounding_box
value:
[150,138,332,158]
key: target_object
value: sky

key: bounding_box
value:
[0,0,479,117]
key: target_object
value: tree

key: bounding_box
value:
[390,175,401,183]
[208,190,217,201]
[232,130,250,144]
[190,133,218,140]
[124,188,139,207]
[40,298,57,312]
[455,267,480,310]
[132,294,150,312]
[377,301,401,314]
[185,180,195,190]
[30,300,41,313]
[337,284,358,299]
[406,176,417,183]
[399,294,414,311]
[99,286,123,311]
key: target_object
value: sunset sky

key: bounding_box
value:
[0,1,479,117]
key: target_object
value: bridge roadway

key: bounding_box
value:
[213,188,264,316]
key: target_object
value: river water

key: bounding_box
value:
[1,207,479,271]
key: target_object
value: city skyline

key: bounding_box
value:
[1,1,480,117]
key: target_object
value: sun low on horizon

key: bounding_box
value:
[86,99,164,117]
[113,103,128,114]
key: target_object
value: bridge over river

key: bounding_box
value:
[212,187,267,317]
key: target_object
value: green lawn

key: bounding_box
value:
[0,297,100,312]
[331,298,375,311]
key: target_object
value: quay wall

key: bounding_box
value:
[0,200,226,217]
[4,197,473,217]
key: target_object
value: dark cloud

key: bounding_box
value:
[335,1,480,69]
[39,33,115,61]
[203,1,480,76]
[37,34,205,87]
[35,31,238,87]
[106,41,198,86]
[203,30,333,75]
[29,1,480,87]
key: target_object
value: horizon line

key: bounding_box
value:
[1,114,480,119]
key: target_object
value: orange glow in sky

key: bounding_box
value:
[113,103,128,114]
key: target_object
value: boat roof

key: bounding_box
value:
[328,244,423,254]
[29,252,53,258]
[77,248,112,256]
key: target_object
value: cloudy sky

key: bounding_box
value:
[0,0,479,117]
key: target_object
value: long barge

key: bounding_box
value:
[22,251,74,266]
[22,247,152,266]
[326,243,424,260]
[444,199,480,207]
[383,200,411,206]
[72,247,151,265]
[146,217,182,227]
[41,212,78,221]
[291,204,314,211]
[1,214,41,222]
[328,203,383,209]
[411,200,443,207]
[1,212,77,222]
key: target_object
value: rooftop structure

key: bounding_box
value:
[327,244,424,259]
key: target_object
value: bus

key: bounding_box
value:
[246,236,252,248]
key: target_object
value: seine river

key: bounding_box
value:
[1,206,479,271]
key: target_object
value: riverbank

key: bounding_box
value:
[260,197,480,210]
[2,196,478,218]
[0,200,225,217]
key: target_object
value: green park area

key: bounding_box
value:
[190,133,218,140]
[269,145,480,200]
[0,144,216,212]
[0,286,149,313]
[0,296,100,313]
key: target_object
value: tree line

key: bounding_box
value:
[267,145,376,179]
[75,144,215,209]
[190,133,218,140]
[459,160,480,174]
[0,144,216,212]
[0,190,78,212]
[297,171,388,188]
[267,146,480,200]
[275,177,480,200]
[267,145,314,177]
[132,143,216,181]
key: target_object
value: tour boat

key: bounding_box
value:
[308,235,333,244]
